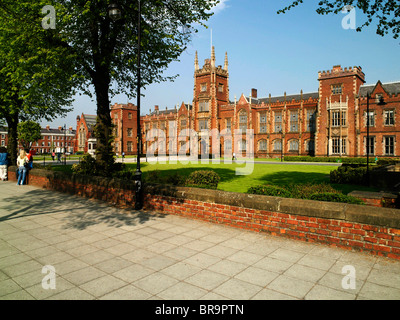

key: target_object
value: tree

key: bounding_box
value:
[0,0,219,175]
[0,1,77,164]
[278,0,400,41]
[17,121,42,152]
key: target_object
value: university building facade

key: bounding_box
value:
[109,47,399,159]
[1,48,398,158]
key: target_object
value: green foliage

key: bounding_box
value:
[146,170,162,183]
[0,0,218,172]
[309,193,364,205]
[288,183,341,199]
[17,120,42,151]
[71,154,98,176]
[112,168,136,180]
[283,156,375,165]
[186,170,221,189]
[330,166,367,185]
[377,158,400,166]
[277,0,400,41]
[166,172,186,186]
[247,183,364,205]
[71,153,125,177]
[247,185,292,198]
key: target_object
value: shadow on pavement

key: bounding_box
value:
[0,187,165,231]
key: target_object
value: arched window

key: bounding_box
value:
[273,139,282,151]
[258,139,268,151]
[224,139,232,151]
[289,139,299,151]
[238,139,247,152]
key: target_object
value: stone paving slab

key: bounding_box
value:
[0,181,400,300]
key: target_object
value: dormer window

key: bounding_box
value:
[375,94,384,104]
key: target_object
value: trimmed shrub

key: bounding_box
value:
[330,166,367,185]
[112,169,136,180]
[166,172,186,186]
[377,158,400,166]
[309,193,364,205]
[284,156,375,165]
[248,183,364,205]
[247,185,292,198]
[71,154,98,175]
[185,170,220,189]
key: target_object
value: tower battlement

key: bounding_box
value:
[318,65,365,81]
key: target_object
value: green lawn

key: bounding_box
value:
[129,161,379,195]
[49,160,380,195]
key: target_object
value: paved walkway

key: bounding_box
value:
[0,182,399,300]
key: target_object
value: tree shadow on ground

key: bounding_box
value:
[141,166,243,186]
[257,171,330,187]
[0,188,165,231]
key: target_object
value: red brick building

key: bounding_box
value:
[0,125,75,155]
[75,113,97,154]
[97,47,400,159]
[110,103,139,155]
[136,48,400,159]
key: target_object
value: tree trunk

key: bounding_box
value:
[6,112,18,165]
[93,72,114,175]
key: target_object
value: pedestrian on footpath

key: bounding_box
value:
[16,149,29,185]
[0,147,8,181]
[51,151,55,161]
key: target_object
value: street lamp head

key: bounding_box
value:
[108,3,122,21]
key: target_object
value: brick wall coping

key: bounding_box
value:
[14,166,400,230]
[145,184,400,229]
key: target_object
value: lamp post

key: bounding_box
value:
[279,129,283,162]
[109,1,143,209]
[60,124,67,165]
[135,0,143,210]
[366,93,371,186]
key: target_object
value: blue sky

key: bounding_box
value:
[44,0,400,128]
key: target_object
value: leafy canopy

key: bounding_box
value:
[278,0,400,41]
[17,120,42,151]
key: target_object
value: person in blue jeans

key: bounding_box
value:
[16,149,28,185]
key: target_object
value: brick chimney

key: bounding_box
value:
[251,88,258,99]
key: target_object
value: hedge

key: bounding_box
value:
[283,156,376,164]
[247,183,364,205]
[330,166,367,185]
[185,170,221,190]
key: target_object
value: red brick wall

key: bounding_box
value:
[9,168,400,260]
[144,194,400,260]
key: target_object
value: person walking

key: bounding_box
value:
[0,147,8,181]
[51,151,55,161]
[16,149,29,185]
